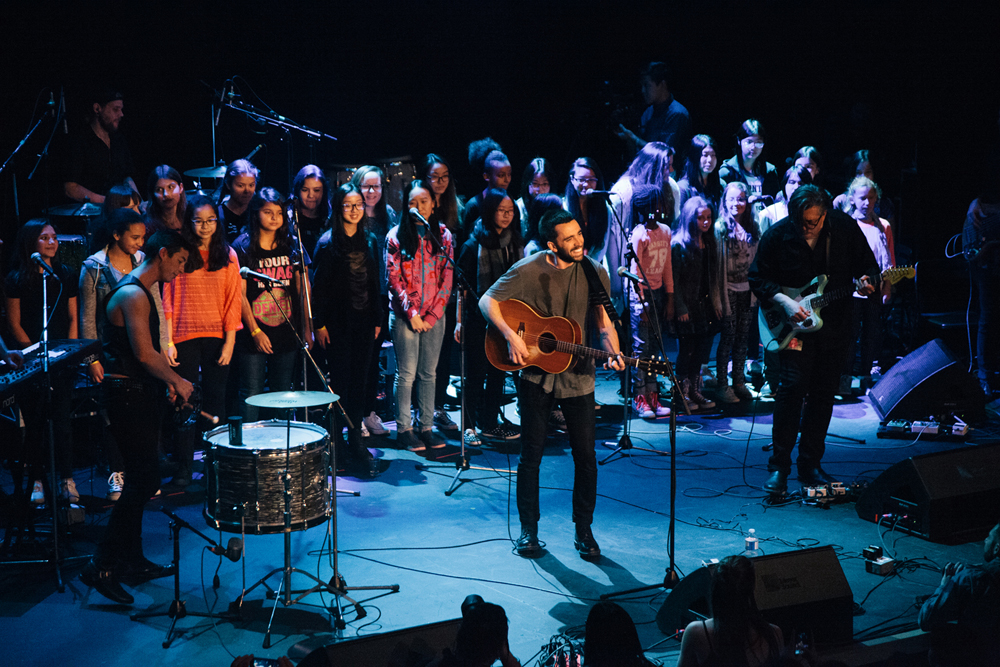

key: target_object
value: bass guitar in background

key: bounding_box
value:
[759,266,915,352]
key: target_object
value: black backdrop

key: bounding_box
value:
[0,1,996,270]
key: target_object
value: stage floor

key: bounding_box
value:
[2,371,997,667]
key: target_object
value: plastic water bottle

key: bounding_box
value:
[743,529,759,556]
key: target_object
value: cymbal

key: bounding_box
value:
[184,166,227,179]
[45,203,102,217]
[245,390,339,409]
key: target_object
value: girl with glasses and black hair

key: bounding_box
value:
[161,195,242,485]
[386,179,454,452]
[311,183,382,477]
[348,165,399,438]
[562,157,611,261]
[422,155,465,435]
[718,119,780,221]
[516,158,553,232]
[456,187,524,445]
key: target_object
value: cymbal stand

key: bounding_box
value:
[414,232,512,495]
[130,509,240,648]
[238,284,398,648]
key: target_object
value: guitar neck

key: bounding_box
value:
[550,339,639,368]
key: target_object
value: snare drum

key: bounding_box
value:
[204,420,330,534]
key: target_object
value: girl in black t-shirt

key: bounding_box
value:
[230,188,311,421]
[3,220,80,504]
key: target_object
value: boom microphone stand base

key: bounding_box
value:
[130,510,240,649]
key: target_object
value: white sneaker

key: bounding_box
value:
[363,411,389,436]
[61,478,80,503]
[31,480,45,505]
[107,472,125,502]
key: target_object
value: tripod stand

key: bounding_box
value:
[414,221,512,495]
[130,509,241,648]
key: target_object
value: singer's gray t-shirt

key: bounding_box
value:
[484,251,609,398]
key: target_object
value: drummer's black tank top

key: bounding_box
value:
[103,274,161,384]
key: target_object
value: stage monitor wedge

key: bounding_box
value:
[657,546,853,646]
[855,443,1000,542]
[868,338,984,422]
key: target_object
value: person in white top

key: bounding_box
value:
[843,176,894,385]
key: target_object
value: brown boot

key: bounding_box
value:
[679,377,698,412]
[690,375,716,410]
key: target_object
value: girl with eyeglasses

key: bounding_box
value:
[311,183,382,477]
[718,120,779,220]
[562,157,611,260]
[386,180,454,452]
[161,195,242,485]
[456,188,524,445]
[422,154,465,435]
[348,165,399,438]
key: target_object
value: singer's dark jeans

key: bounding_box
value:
[516,381,597,528]
[96,384,165,568]
[769,332,846,474]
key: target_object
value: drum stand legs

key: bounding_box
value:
[237,414,398,649]
[130,510,240,648]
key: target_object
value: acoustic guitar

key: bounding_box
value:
[759,266,915,352]
[485,299,671,376]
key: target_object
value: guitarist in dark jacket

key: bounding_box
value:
[748,185,878,495]
[480,209,625,561]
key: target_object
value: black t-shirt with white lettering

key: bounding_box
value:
[232,233,301,353]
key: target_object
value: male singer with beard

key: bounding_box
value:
[63,87,136,204]
[479,210,625,561]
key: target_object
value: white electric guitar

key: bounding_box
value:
[759,266,914,352]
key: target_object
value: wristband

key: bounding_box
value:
[250,328,262,337]
[167,342,175,347]
[89,359,100,365]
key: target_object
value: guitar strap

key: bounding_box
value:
[580,257,622,329]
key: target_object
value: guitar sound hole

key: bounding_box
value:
[538,333,557,354]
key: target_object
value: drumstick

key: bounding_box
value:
[200,410,219,425]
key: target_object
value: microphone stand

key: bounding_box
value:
[413,219,513,495]
[238,279,397,647]
[598,202,685,598]
[288,205,315,420]
[129,508,241,648]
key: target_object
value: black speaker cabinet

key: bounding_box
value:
[297,617,462,667]
[856,443,1000,542]
[869,338,984,422]
[657,546,853,645]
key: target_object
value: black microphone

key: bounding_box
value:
[47,92,57,118]
[408,207,430,225]
[214,84,226,126]
[243,144,264,161]
[617,266,648,286]
[210,537,243,562]
[239,266,281,284]
[31,253,60,280]
[587,190,616,200]
[59,87,68,134]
